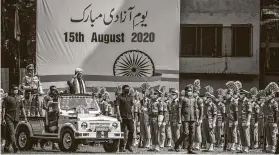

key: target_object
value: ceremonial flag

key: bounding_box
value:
[14,7,21,42]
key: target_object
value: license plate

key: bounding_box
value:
[96,127,109,131]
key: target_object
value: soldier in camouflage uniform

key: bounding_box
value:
[163,91,172,148]
[203,87,217,152]
[148,86,166,152]
[262,82,279,153]
[139,83,151,148]
[159,88,168,148]
[179,89,187,149]
[250,87,260,149]
[234,81,243,151]
[237,88,252,153]
[168,88,181,151]
[101,92,112,116]
[215,88,226,148]
[132,90,141,147]
[257,90,265,149]
[193,80,203,151]
[224,81,239,151]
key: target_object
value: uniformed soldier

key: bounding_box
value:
[163,91,172,148]
[2,85,27,153]
[148,86,166,152]
[250,87,260,149]
[21,64,44,117]
[237,88,252,153]
[92,86,101,109]
[203,91,217,152]
[179,89,188,149]
[98,87,106,113]
[262,82,279,153]
[215,88,226,148]
[101,92,112,116]
[234,81,243,151]
[257,90,266,149]
[132,90,141,147]
[139,82,151,148]
[224,81,239,151]
[174,84,198,154]
[193,80,203,151]
[168,88,181,151]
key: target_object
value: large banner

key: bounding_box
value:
[37,0,180,97]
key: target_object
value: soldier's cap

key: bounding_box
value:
[11,85,19,90]
[240,89,250,95]
[26,64,34,70]
[185,84,193,92]
[75,68,83,74]
[122,85,130,90]
[169,88,179,94]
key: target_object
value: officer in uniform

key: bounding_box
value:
[193,80,203,151]
[237,88,252,153]
[168,88,181,151]
[257,90,266,149]
[101,92,112,116]
[163,91,172,148]
[2,85,27,153]
[203,91,217,152]
[132,90,141,147]
[148,86,166,152]
[224,81,239,151]
[215,88,226,148]
[139,82,151,148]
[250,87,260,149]
[262,82,279,153]
[174,84,197,154]
[21,64,44,117]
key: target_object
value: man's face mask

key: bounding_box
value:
[123,89,129,94]
[28,69,34,76]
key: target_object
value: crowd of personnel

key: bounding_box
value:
[1,63,279,154]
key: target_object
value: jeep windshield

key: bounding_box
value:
[59,96,99,114]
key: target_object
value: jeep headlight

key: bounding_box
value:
[112,122,118,129]
[81,122,88,130]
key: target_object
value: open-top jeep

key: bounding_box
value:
[15,94,123,152]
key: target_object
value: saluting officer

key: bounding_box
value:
[262,82,279,153]
[174,84,198,154]
[237,88,252,153]
[215,88,226,148]
[139,82,151,148]
[250,87,260,149]
[193,80,203,151]
[148,86,166,152]
[224,81,239,151]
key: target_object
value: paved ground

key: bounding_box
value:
[1,145,271,154]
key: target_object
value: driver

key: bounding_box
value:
[41,85,59,150]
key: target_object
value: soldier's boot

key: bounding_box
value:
[230,143,236,151]
[227,143,232,150]
[271,145,276,153]
[145,138,151,148]
[155,145,160,152]
[208,143,214,152]
[243,146,249,153]
[253,142,259,149]
[195,143,201,150]
[132,139,137,146]
[236,144,242,151]
[160,137,165,148]
[165,138,172,147]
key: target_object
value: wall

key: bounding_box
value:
[1,68,9,92]
[180,0,260,75]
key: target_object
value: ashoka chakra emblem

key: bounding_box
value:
[113,50,155,77]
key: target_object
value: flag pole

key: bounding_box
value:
[18,40,20,84]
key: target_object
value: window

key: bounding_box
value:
[267,48,279,72]
[180,25,222,57]
[231,24,252,57]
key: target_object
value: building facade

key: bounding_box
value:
[179,0,261,90]
[260,0,279,88]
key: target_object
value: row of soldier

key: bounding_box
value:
[111,80,279,154]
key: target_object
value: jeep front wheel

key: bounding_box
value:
[16,127,33,151]
[103,139,120,152]
[58,128,78,152]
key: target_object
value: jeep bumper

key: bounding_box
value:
[74,132,124,139]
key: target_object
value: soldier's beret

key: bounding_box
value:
[26,64,34,70]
